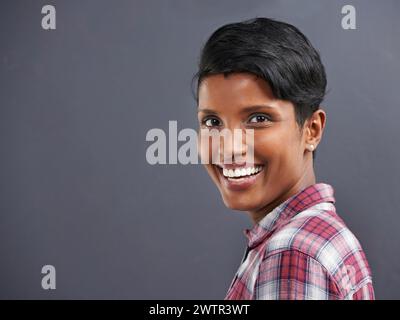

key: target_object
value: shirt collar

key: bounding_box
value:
[243,183,336,248]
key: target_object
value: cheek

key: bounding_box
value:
[254,128,301,165]
[198,133,212,164]
[253,131,282,160]
[198,133,223,165]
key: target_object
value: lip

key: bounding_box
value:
[215,163,257,170]
[214,164,265,191]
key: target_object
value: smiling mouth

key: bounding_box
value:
[213,164,265,192]
[215,164,265,179]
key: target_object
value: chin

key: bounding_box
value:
[220,193,260,212]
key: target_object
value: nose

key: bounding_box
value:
[219,128,250,165]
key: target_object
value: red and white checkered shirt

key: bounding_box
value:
[225,183,375,300]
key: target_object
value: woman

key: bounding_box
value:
[194,17,374,300]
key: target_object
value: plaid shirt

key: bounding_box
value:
[224,183,374,300]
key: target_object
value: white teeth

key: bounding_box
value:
[220,165,264,178]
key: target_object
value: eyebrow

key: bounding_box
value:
[197,104,277,114]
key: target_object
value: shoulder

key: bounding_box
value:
[265,206,368,275]
[258,207,374,299]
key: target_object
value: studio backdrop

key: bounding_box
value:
[0,0,399,299]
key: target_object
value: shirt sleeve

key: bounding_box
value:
[254,249,343,300]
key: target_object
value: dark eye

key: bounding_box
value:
[203,117,221,127]
[248,114,270,124]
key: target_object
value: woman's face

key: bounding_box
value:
[197,73,318,221]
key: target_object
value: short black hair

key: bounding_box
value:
[192,17,327,159]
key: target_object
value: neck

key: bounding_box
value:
[248,161,316,225]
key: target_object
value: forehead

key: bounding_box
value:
[197,73,292,114]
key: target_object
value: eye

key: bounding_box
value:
[248,113,270,124]
[202,117,221,128]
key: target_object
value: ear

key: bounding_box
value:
[304,109,327,153]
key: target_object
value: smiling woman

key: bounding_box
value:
[193,17,375,300]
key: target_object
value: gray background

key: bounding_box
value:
[0,0,399,299]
